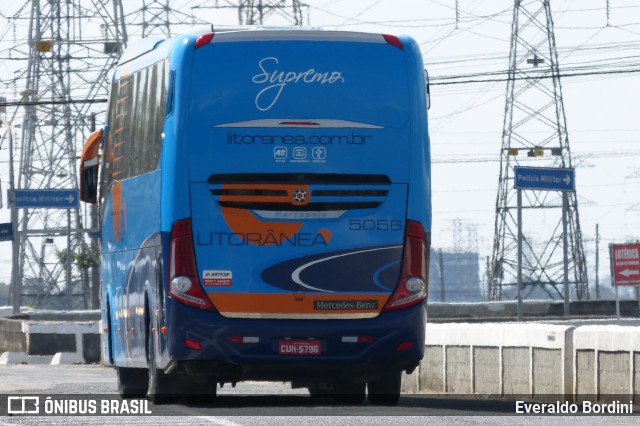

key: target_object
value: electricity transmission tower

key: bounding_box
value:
[6,0,310,311]
[9,0,126,310]
[125,0,202,37]
[124,1,309,40]
[488,0,588,301]
[190,0,309,26]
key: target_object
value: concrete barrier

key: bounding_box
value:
[573,325,640,402]
[0,310,100,365]
[2,305,640,403]
[403,323,575,399]
[0,317,25,353]
[403,322,640,403]
[21,320,100,362]
[427,300,640,320]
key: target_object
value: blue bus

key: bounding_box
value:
[80,26,431,405]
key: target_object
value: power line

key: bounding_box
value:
[431,66,640,86]
[0,98,108,107]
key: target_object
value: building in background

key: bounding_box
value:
[428,249,483,303]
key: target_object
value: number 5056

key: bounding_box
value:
[348,219,402,231]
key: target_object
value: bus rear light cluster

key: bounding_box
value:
[194,33,215,48]
[168,219,215,311]
[383,34,404,50]
[383,220,428,311]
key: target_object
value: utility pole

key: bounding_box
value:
[488,0,588,303]
[0,119,20,314]
[595,224,600,299]
[438,249,445,302]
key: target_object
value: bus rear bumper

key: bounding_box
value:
[165,359,419,385]
[163,300,426,383]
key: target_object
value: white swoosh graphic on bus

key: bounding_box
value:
[291,245,402,292]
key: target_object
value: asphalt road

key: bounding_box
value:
[0,365,637,425]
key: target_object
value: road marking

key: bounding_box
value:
[170,405,245,426]
[194,418,245,426]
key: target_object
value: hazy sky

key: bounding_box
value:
[0,0,639,292]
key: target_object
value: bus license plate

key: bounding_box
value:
[278,339,322,356]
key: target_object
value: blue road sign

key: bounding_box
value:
[12,189,79,209]
[514,166,575,192]
[0,222,12,242]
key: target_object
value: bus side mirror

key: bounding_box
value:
[80,128,103,204]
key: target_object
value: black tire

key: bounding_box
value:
[182,376,218,406]
[367,371,402,406]
[147,327,174,404]
[308,386,330,399]
[105,302,114,366]
[117,367,148,398]
[332,381,366,405]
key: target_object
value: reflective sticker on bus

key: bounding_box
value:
[203,270,233,287]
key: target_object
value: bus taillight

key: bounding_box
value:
[168,219,215,311]
[195,33,215,48]
[383,220,427,311]
[383,34,403,50]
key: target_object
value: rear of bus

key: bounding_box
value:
[162,28,431,390]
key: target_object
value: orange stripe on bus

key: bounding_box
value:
[221,195,291,203]
[220,207,302,243]
[208,293,389,315]
[222,184,299,190]
[112,181,123,242]
[219,184,311,205]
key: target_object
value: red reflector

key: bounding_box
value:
[227,336,243,343]
[358,336,375,343]
[396,341,414,352]
[195,33,215,48]
[383,34,403,50]
[279,121,319,126]
[184,339,202,351]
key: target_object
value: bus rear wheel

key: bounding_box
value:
[332,381,366,405]
[182,376,218,406]
[367,371,402,406]
[147,331,175,404]
[117,367,148,398]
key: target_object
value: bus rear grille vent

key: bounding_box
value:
[208,173,390,212]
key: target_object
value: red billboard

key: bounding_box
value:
[610,243,640,286]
